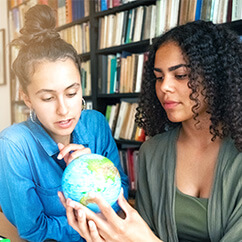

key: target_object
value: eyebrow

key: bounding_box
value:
[35,83,80,95]
[154,64,190,73]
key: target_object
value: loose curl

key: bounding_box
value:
[11,4,81,94]
[136,21,242,151]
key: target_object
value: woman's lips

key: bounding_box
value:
[163,101,180,109]
[55,119,73,129]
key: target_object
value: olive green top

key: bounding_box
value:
[136,126,242,242]
[175,188,210,241]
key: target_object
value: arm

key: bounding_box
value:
[0,138,82,242]
[60,190,163,242]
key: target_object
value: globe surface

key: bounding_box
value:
[62,154,121,213]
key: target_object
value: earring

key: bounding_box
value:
[30,109,37,123]
[82,98,86,110]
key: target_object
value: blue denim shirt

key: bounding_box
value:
[0,110,129,242]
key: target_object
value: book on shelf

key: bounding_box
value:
[113,101,131,140]
[142,5,153,40]
[135,52,149,93]
[98,51,148,94]
[165,0,180,31]
[132,6,144,42]
[80,60,91,96]
[98,55,108,94]
[155,0,167,36]
[119,102,138,140]
[58,0,66,26]
[106,100,145,142]
[231,0,242,21]
[124,9,132,44]
[119,148,139,191]
[108,103,120,135]
[59,22,90,54]
[114,11,124,46]
[96,0,138,12]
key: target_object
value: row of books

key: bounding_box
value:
[98,52,149,94]
[9,0,89,41]
[57,0,89,26]
[119,148,139,191]
[95,0,137,12]
[9,0,29,8]
[9,0,38,40]
[98,4,156,49]
[179,0,241,26]
[98,0,241,50]
[105,101,146,142]
[59,22,90,54]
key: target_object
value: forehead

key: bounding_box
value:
[29,58,80,90]
[154,42,186,67]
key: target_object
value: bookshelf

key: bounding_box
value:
[7,0,242,193]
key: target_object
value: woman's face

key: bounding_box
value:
[154,41,207,124]
[23,58,82,144]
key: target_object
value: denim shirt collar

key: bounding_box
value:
[25,113,90,157]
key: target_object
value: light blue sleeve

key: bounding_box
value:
[0,137,83,242]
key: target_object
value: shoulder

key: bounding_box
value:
[220,137,242,173]
[0,121,32,144]
[78,110,108,129]
[0,121,36,157]
[74,110,110,140]
[80,109,106,122]
[140,127,179,153]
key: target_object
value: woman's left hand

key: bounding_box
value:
[58,191,105,242]
[59,190,161,242]
[57,143,91,165]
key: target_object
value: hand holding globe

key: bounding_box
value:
[61,154,122,213]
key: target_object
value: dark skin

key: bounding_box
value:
[59,42,223,241]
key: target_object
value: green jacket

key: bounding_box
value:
[136,127,242,242]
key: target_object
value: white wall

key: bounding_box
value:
[0,1,11,131]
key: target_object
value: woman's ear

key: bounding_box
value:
[21,89,32,109]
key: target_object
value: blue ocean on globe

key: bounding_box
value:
[62,154,121,213]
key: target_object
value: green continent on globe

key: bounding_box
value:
[80,193,90,206]
[86,157,120,183]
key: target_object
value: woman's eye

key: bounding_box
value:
[176,74,188,80]
[42,97,54,102]
[155,76,164,82]
[67,93,77,97]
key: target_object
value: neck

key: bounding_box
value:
[179,116,220,148]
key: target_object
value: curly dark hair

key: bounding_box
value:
[136,20,242,151]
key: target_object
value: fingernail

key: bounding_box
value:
[78,210,83,218]
[67,198,73,207]
[88,191,96,199]
[57,154,62,160]
[88,220,95,229]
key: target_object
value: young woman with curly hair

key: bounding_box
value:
[62,21,242,241]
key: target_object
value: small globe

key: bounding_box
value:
[62,154,121,213]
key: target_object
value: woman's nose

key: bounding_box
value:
[57,99,68,116]
[157,76,174,93]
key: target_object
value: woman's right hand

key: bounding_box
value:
[57,143,91,166]
[64,189,162,242]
